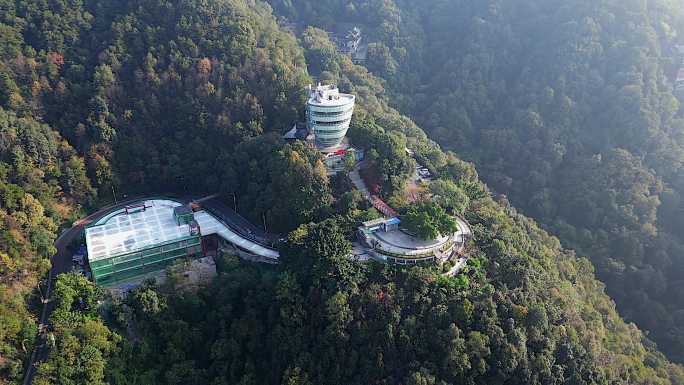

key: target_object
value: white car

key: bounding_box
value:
[418,168,431,178]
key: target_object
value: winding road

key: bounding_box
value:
[22,197,149,385]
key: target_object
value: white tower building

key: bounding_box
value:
[307,84,356,151]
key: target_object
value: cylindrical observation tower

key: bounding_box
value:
[306,84,356,151]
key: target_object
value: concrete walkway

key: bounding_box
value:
[454,216,472,240]
[350,163,372,202]
[194,210,279,260]
[444,257,468,277]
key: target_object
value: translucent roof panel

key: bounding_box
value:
[86,199,194,262]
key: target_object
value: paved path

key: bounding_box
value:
[454,216,472,241]
[443,257,468,277]
[193,209,280,260]
[441,217,472,276]
[200,198,281,247]
[349,163,372,201]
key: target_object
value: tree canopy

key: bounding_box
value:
[2,0,684,384]
[264,0,684,363]
[401,201,458,240]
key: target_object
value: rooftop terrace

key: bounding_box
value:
[308,84,355,107]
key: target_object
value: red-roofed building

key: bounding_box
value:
[372,196,399,218]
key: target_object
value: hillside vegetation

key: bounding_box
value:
[0,0,94,378]
[266,0,684,363]
[0,0,683,384]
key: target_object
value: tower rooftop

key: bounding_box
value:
[308,84,355,107]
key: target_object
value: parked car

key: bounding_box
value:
[418,168,432,178]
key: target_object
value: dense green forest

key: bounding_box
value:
[0,1,94,377]
[2,0,684,384]
[265,0,684,363]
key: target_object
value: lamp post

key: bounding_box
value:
[111,184,118,205]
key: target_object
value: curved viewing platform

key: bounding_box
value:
[357,216,471,265]
[374,230,451,253]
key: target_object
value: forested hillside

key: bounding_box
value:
[2,0,684,384]
[266,0,684,362]
[79,27,684,383]
[0,1,95,380]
